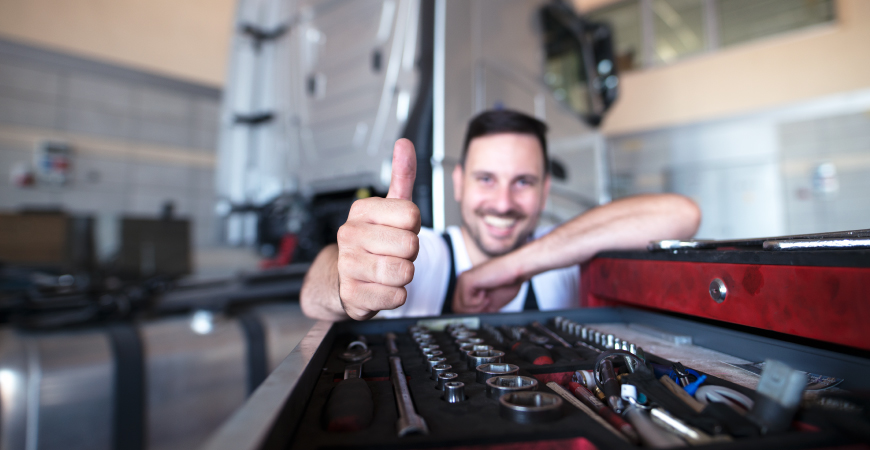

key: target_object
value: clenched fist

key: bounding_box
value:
[336,139,421,320]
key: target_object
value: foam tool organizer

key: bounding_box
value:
[205,307,870,450]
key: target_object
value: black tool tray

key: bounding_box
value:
[203,307,870,450]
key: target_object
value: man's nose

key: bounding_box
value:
[490,183,516,213]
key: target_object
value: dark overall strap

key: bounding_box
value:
[441,232,538,313]
[441,233,457,315]
[523,280,540,311]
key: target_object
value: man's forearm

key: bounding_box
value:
[300,244,349,321]
[507,194,701,281]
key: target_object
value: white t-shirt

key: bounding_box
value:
[376,225,580,318]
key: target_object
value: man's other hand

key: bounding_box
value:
[336,139,421,320]
[453,257,524,313]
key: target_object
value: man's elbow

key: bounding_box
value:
[668,194,701,239]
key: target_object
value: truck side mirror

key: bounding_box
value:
[539,2,619,127]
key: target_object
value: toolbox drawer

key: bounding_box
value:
[581,250,870,351]
[202,307,870,450]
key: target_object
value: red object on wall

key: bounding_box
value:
[580,257,870,351]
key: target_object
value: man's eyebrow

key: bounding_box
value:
[471,170,495,177]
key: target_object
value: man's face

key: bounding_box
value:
[453,132,550,258]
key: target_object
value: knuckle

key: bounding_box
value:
[390,287,408,309]
[403,231,420,259]
[401,260,415,285]
[398,204,421,230]
[408,206,421,226]
[336,249,355,273]
[348,199,364,219]
[339,279,356,302]
[336,224,351,244]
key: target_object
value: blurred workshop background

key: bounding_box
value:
[0,0,867,449]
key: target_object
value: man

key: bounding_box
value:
[301,110,700,321]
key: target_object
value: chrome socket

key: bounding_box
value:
[436,372,458,390]
[420,344,440,354]
[459,344,493,360]
[432,363,452,380]
[486,375,538,399]
[423,350,443,363]
[451,330,477,341]
[456,337,485,350]
[476,363,519,383]
[443,381,466,403]
[427,356,447,374]
[499,391,563,424]
[467,349,505,370]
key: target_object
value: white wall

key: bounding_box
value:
[599,0,870,135]
[0,0,235,87]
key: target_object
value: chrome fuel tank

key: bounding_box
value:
[0,303,314,450]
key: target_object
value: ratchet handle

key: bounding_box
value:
[324,378,374,432]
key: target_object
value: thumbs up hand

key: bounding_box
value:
[336,139,421,320]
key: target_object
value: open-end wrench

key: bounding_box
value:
[531,321,572,348]
[389,355,429,436]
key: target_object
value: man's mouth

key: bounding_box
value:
[482,214,518,230]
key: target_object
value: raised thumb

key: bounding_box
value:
[386,138,417,201]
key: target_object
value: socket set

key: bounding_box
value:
[259,309,870,450]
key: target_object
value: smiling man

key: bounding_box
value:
[300,109,701,321]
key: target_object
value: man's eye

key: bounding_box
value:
[478,176,492,183]
[516,178,534,187]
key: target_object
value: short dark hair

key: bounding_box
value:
[461,109,549,173]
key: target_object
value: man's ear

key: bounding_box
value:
[542,174,551,205]
[452,164,464,203]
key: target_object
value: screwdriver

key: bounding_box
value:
[323,356,374,432]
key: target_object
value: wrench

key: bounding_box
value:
[389,356,429,436]
[531,321,572,348]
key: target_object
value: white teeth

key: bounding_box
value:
[483,215,517,229]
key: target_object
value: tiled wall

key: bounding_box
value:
[607,89,870,240]
[0,39,221,248]
[780,111,870,234]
